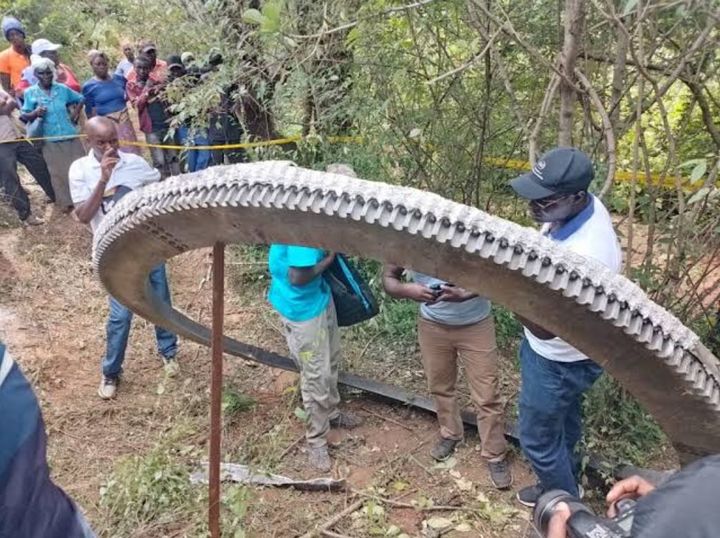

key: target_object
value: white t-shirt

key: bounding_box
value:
[69,150,160,235]
[524,195,622,362]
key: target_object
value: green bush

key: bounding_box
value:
[100,426,205,535]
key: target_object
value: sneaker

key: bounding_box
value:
[307,445,331,472]
[329,411,363,429]
[517,484,543,507]
[22,214,44,226]
[430,438,461,461]
[163,356,179,377]
[98,376,119,399]
[488,458,513,490]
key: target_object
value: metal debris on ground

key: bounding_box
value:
[190,462,347,491]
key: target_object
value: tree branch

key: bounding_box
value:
[287,0,439,40]
[529,74,560,164]
[575,69,617,199]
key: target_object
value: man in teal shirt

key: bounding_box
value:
[268,244,362,471]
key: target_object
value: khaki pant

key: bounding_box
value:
[418,316,507,461]
[281,300,341,448]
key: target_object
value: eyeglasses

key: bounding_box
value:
[531,193,574,210]
[35,70,53,75]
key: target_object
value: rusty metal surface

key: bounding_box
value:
[209,243,224,538]
[92,161,720,463]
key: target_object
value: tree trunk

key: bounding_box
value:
[557,0,584,146]
[609,22,628,130]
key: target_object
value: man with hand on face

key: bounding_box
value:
[69,116,179,400]
[509,147,621,508]
[382,266,511,489]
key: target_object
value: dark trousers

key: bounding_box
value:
[0,140,55,221]
[518,338,603,496]
[208,113,248,165]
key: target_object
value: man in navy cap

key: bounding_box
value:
[510,147,622,507]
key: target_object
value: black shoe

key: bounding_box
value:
[517,483,544,507]
[488,458,512,490]
[430,438,460,461]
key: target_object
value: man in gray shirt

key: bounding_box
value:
[383,265,511,489]
[0,88,54,225]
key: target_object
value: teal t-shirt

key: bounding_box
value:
[268,244,330,322]
[21,83,83,139]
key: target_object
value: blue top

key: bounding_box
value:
[413,272,491,326]
[21,83,83,139]
[268,244,330,322]
[82,75,127,116]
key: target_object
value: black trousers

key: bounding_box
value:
[0,140,55,221]
[208,113,248,165]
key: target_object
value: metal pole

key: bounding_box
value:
[209,242,225,538]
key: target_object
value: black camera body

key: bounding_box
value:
[534,490,636,538]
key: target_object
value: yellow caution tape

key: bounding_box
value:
[1,132,712,191]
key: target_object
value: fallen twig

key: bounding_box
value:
[279,433,305,460]
[300,498,365,538]
[359,405,416,434]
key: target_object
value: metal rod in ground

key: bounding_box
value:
[209,242,225,538]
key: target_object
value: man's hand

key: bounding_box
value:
[34,105,47,118]
[606,476,655,517]
[436,285,474,303]
[404,283,438,303]
[100,148,120,182]
[547,502,572,538]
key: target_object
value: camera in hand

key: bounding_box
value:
[534,489,636,538]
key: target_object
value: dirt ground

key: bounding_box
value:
[0,184,540,537]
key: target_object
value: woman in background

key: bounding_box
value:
[82,51,140,154]
[20,57,84,213]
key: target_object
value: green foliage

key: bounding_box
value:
[99,424,205,535]
[583,375,666,466]
[492,305,522,353]
[223,388,257,419]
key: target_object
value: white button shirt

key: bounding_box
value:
[69,150,160,235]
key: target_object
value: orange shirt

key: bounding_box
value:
[0,46,30,90]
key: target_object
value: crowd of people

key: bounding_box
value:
[0,15,247,227]
[3,11,690,537]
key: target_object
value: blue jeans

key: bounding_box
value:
[177,126,211,172]
[102,264,178,378]
[518,338,602,496]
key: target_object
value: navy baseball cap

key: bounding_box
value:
[510,147,594,200]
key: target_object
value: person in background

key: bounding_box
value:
[115,41,135,79]
[127,42,167,83]
[0,88,54,226]
[69,117,179,399]
[82,51,140,155]
[268,243,362,472]
[126,54,179,178]
[382,265,512,489]
[17,39,80,94]
[0,341,96,537]
[208,77,248,165]
[509,147,622,508]
[0,16,31,96]
[166,54,210,172]
[20,57,84,214]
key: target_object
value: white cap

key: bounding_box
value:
[31,38,61,56]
